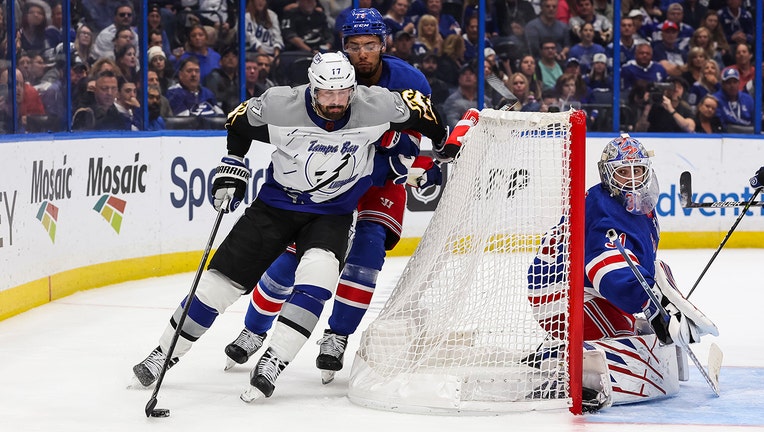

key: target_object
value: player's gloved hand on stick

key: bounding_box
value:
[212,155,250,213]
[434,108,479,163]
[389,154,414,185]
[749,166,764,189]
[407,156,442,189]
[642,261,718,346]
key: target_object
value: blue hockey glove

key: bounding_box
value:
[407,156,442,189]
[389,154,414,184]
[750,166,764,189]
[212,156,250,213]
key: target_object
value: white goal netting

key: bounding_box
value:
[348,110,586,414]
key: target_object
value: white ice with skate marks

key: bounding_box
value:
[0,250,762,431]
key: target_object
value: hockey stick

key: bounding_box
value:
[686,187,761,299]
[144,200,228,418]
[679,171,764,208]
[605,229,720,396]
[680,171,762,298]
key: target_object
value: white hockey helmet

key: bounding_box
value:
[308,52,356,114]
[598,133,659,215]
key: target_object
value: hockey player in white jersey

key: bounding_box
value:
[132,52,447,398]
[222,7,465,385]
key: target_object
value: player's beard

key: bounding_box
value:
[354,58,381,83]
[317,103,347,121]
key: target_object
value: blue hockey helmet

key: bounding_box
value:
[598,134,659,215]
[341,8,388,45]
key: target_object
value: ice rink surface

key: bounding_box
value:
[1,249,763,432]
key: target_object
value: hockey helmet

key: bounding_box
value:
[341,8,388,46]
[308,52,356,117]
[598,134,659,215]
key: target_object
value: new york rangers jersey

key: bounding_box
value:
[528,184,661,318]
[583,185,660,313]
[368,55,433,185]
[225,84,443,215]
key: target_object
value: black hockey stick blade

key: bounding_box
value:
[679,171,693,207]
[679,171,764,208]
[144,397,157,417]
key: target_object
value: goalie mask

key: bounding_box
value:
[598,134,659,215]
[308,52,356,120]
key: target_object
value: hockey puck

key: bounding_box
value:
[150,408,170,418]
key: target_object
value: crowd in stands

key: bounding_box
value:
[0,0,760,133]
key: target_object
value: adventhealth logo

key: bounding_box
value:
[36,201,59,242]
[93,195,127,233]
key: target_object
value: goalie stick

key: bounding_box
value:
[605,229,720,396]
[680,171,762,298]
[679,171,764,208]
[144,199,228,418]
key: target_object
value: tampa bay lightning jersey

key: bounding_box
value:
[528,184,660,315]
[225,84,443,215]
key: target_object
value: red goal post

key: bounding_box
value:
[348,109,587,415]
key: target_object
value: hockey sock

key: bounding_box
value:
[328,221,385,335]
[160,270,244,357]
[245,251,298,334]
[269,249,338,361]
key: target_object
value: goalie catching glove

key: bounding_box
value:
[642,260,719,346]
[212,156,250,213]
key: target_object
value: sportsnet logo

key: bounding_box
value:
[36,201,59,243]
[93,194,127,233]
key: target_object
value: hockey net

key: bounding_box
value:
[348,109,587,414]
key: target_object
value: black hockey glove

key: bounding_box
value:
[750,166,764,189]
[212,156,250,213]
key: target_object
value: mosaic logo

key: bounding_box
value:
[93,195,127,233]
[36,201,59,243]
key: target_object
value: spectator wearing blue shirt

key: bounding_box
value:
[383,0,416,40]
[713,67,754,130]
[569,22,606,73]
[584,53,613,93]
[176,24,221,83]
[461,13,492,64]
[166,57,225,117]
[417,0,461,39]
[653,3,694,45]
[607,13,647,68]
[717,0,754,46]
[651,21,688,77]
[622,41,668,91]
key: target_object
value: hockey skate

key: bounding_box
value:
[224,328,266,371]
[240,348,289,403]
[316,329,348,384]
[132,346,178,387]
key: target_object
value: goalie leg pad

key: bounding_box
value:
[653,260,719,346]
